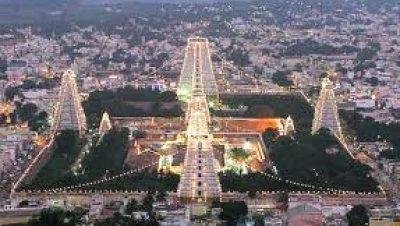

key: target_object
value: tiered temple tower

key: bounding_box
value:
[282,116,295,135]
[52,70,87,136]
[178,39,221,202]
[177,37,219,103]
[98,112,112,136]
[312,77,342,138]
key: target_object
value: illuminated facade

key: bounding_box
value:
[282,116,295,135]
[52,70,87,136]
[178,38,221,201]
[99,112,112,136]
[177,37,218,103]
[312,77,342,138]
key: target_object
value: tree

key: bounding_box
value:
[28,111,49,132]
[248,189,257,198]
[268,130,379,192]
[56,130,80,156]
[16,103,38,122]
[263,129,279,147]
[219,201,248,225]
[94,212,159,226]
[83,128,129,178]
[294,63,302,72]
[159,91,177,102]
[346,205,369,226]
[83,87,182,128]
[141,194,155,213]
[132,129,146,139]
[277,192,288,203]
[156,190,166,202]
[229,148,250,175]
[20,130,81,190]
[151,102,161,113]
[4,86,21,101]
[252,214,265,226]
[365,77,379,86]
[356,48,377,63]
[283,39,358,57]
[226,48,250,67]
[0,58,7,73]
[28,207,86,226]
[272,71,293,87]
[20,80,37,89]
[380,148,400,160]
[229,148,250,163]
[125,199,139,215]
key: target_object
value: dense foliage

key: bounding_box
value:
[229,148,250,163]
[28,207,87,226]
[346,205,369,226]
[83,128,130,178]
[219,171,314,193]
[272,70,293,87]
[83,87,183,127]
[218,94,313,134]
[85,171,180,192]
[340,110,400,158]
[23,130,81,190]
[268,129,379,192]
[283,39,358,56]
[213,201,248,225]
[21,127,179,192]
[94,212,159,226]
[225,46,251,67]
[12,102,49,132]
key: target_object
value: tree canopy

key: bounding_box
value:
[268,131,379,192]
[219,201,248,225]
[22,130,81,191]
[28,207,86,226]
[346,205,369,226]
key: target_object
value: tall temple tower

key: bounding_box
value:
[177,37,219,103]
[52,70,87,136]
[282,116,295,135]
[98,111,112,136]
[178,39,221,202]
[312,77,342,138]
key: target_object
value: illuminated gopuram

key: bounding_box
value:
[178,40,221,202]
[177,37,218,103]
[99,112,112,136]
[52,70,87,136]
[312,77,342,138]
